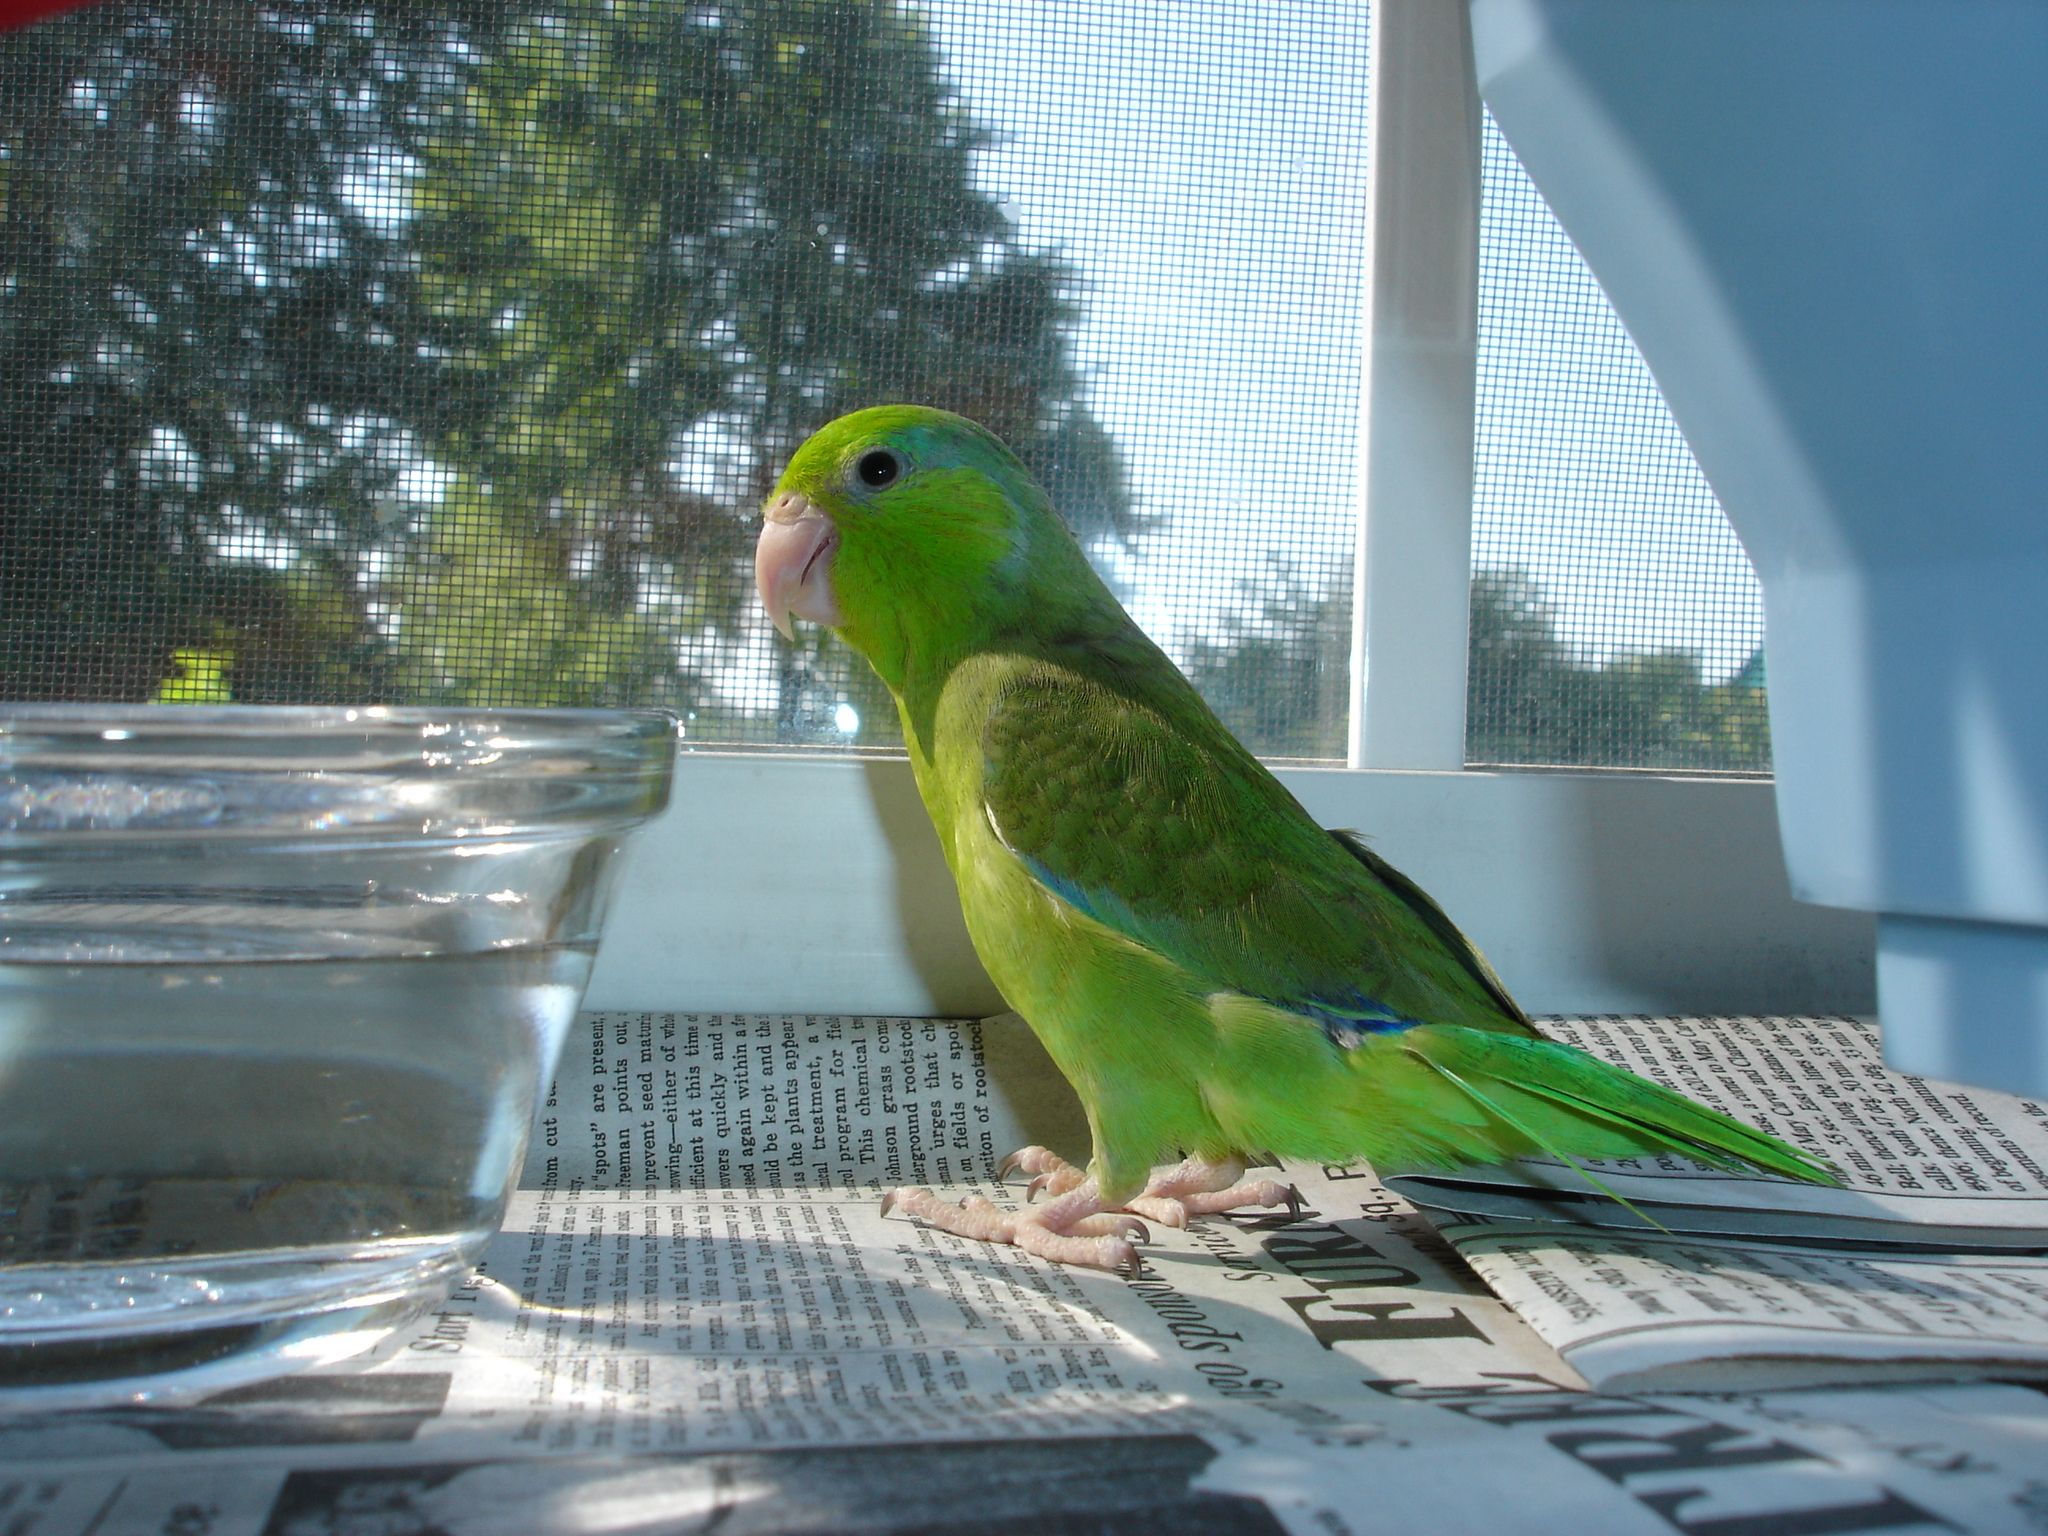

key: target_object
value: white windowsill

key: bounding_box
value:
[585,750,1876,1020]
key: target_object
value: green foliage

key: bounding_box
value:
[1179,556,1351,760]
[0,2,491,699]
[1182,563,1771,772]
[152,648,232,702]
[404,0,1130,742]
[1465,568,1771,772]
[381,477,684,707]
[1,0,1126,730]
[148,558,387,703]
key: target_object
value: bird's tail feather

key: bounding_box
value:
[1407,1047,1682,1229]
[1362,1024,1838,1187]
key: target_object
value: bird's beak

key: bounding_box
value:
[755,489,843,641]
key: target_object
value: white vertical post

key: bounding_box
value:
[1348,0,1482,770]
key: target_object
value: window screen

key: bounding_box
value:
[1467,111,1771,774]
[1,0,1366,757]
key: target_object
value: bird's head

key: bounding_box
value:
[756,405,1095,692]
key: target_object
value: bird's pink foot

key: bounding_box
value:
[881,1179,1147,1276]
[998,1144,1088,1200]
[995,1149,1299,1228]
[880,1151,1298,1270]
[1121,1158,1301,1229]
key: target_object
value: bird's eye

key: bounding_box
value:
[855,448,903,489]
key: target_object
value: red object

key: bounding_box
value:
[0,0,108,31]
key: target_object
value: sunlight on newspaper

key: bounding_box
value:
[10,1012,2048,1536]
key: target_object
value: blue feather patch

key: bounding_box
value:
[1020,854,1105,925]
[1292,997,1424,1050]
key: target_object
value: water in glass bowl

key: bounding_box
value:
[0,945,587,1400]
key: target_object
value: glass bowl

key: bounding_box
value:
[0,705,675,1406]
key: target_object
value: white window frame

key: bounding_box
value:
[584,0,1876,1020]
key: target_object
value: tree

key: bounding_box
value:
[402,0,1129,737]
[1180,556,1351,759]
[1185,562,1772,771]
[0,1,496,699]
[1,0,1128,733]
[382,477,680,706]
[1465,567,1770,772]
[1462,567,1573,764]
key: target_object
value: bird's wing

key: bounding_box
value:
[979,665,1536,1041]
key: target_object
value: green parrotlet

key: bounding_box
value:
[755,405,1832,1275]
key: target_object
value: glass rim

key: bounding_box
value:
[0,704,678,841]
[0,703,678,749]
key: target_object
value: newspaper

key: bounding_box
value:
[1384,1015,2048,1395]
[6,1013,2048,1536]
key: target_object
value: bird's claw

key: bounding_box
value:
[1071,1212,1150,1244]
[998,1145,1064,1181]
[1000,1146,1087,1201]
